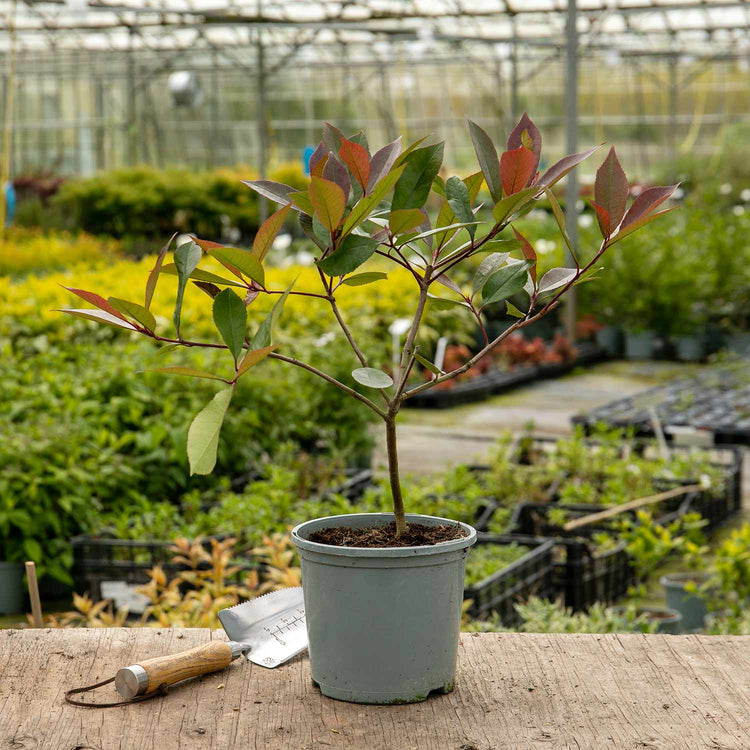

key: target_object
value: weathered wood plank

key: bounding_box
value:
[1,629,749,750]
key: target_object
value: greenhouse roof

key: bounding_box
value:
[1,0,749,54]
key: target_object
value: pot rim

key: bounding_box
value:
[660,572,711,587]
[292,512,477,558]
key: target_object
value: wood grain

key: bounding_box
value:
[0,628,749,749]
[138,640,233,693]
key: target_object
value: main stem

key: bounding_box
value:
[385,414,407,535]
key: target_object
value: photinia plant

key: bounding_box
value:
[58,115,677,537]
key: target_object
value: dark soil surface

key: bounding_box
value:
[309,521,467,548]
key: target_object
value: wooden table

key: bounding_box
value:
[2,628,749,749]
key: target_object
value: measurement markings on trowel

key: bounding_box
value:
[263,609,306,646]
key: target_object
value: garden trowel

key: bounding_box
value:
[114,587,307,700]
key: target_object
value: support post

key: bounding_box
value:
[668,55,678,183]
[256,30,269,222]
[563,0,579,342]
[126,27,138,166]
[0,0,17,232]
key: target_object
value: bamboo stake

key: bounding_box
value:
[25,561,43,628]
[562,483,703,532]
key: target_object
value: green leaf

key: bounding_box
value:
[467,119,503,202]
[427,294,471,311]
[148,366,227,382]
[472,252,511,296]
[317,234,378,277]
[481,261,533,308]
[392,143,444,212]
[237,345,277,377]
[342,164,405,236]
[492,186,539,224]
[187,386,234,475]
[107,297,157,332]
[594,147,629,235]
[388,208,424,236]
[341,272,388,286]
[288,190,314,215]
[445,176,475,238]
[242,179,298,208]
[173,241,202,335]
[249,281,295,349]
[414,352,444,376]
[160,263,247,288]
[309,176,346,232]
[352,367,393,389]
[208,246,265,286]
[609,207,677,245]
[156,343,181,357]
[145,232,176,310]
[398,221,479,246]
[24,538,43,562]
[299,212,327,251]
[212,288,247,363]
[537,267,578,294]
[394,135,428,167]
[252,203,292,262]
[55,308,139,331]
[506,301,525,318]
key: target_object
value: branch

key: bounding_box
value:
[329,296,368,368]
[394,274,430,400]
[268,352,387,419]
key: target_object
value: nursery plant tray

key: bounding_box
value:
[464,533,556,625]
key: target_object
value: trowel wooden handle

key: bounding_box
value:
[115,641,245,699]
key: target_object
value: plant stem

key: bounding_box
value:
[395,273,430,397]
[329,296,368,367]
[385,415,407,536]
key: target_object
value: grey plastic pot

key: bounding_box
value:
[660,573,710,632]
[609,605,683,634]
[0,562,25,615]
[292,512,477,705]
[624,330,657,359]
[674,336,707,362]
[595,326,623,357]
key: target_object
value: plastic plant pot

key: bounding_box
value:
[674,336,707,362]
[292,512,477,704]
[0,562,25,615]
[608,605,683,634]
[660,573,711,632]
[595,326,623,357]
[624,330,657,360]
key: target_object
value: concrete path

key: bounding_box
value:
[376,360,706,475]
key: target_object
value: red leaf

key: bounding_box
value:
[311,153,329,178]
[322,152,351,202]
[500,147,535,196]
[609,207,677,245]
[145,232,177,310]
[538,145,603,188]
[308,176,346,232]
[507,113,542,176]
[251,203,292,262]
[308,141,327,175]
[594,147,628,232]
[621,185,680,229]
[61,286,129,322]
[191,237,223,251]
[339,137,371,191]
[512,227,537,284]
[590,200,611,239]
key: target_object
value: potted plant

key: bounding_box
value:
[58,115,677,703]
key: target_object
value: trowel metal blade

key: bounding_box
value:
[218,587,307,669]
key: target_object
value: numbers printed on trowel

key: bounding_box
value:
[263,608,306,647]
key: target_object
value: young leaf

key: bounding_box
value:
[298,212,326,251]
[467,119,503,203]
[512,227,537,284]
[249,281,295,349]
[251,203,292,263]
[209,246,265,286]
[594,147,628,236]
[212,288,247,363]
[445,176,475,237]
[481,261,533,308]
[308,141,327,175]
[472,252,511,296]
[590,201,611,238]
[160,263,247,288]
[193,281,222,299]
[352,367,393,389]
[187,386,234,475]
[391,143,445,212]
[311,153,329,178]
[414,352,444,376]
[388,208,424,236]
[398,221,479,246]
[317,234,378,277]
[432,175,446,197]
[242,179,299,209]
[507,113,542,175]
[322,152,351,203]
[394,135,428,167]
[538,145,603,188]
[108,297,157,332]
[309,176,346,232]
[156,342,181,357]
[237,345,277,377]
[145,232,177,310]
[348,129,370,154]
[506,301,525,318]
[322,121,345,153]
[492,186,539,224]
[620,185,679,229]
[341,271,388,286]
[538,267,578,294]
[339,137,370,191]
[148,366,227,382]
[173,241,202,335]
[608,207,677,245]
[435,273,462,295]
[342,164,405,236]
[500,147,535,196]
[366,136,402,193]
[61,286,130,322]
[55,308,139,331]
[427,294,471,311]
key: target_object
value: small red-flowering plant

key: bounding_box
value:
[58,115,677,538]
